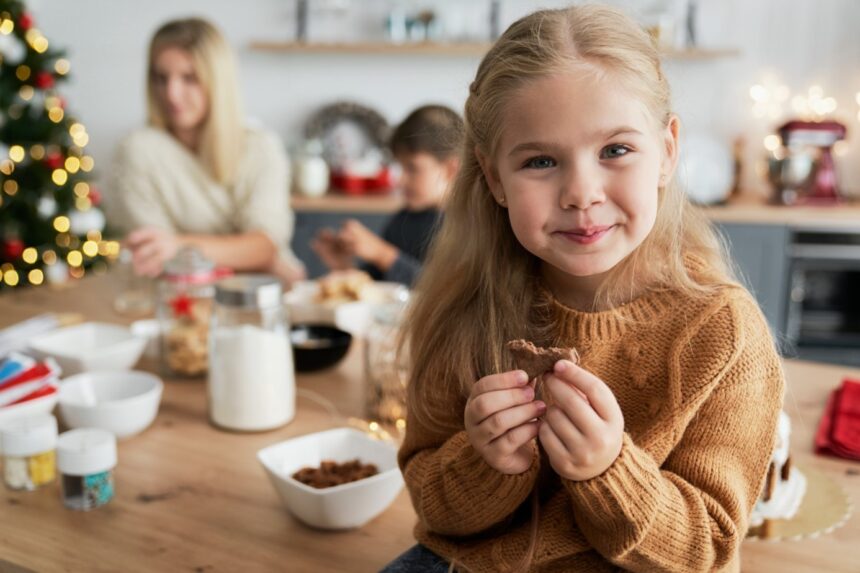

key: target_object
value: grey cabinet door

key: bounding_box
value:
[715,223,790,346]
[291,211,390,279]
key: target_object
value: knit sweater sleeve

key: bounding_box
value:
[398,401,541,536]
[563,291,784,572]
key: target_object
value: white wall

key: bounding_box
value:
[30,0,860,197]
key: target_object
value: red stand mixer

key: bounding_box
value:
[769,120,847,205]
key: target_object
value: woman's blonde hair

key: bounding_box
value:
[147,18,245,185]
[404,5,736,431]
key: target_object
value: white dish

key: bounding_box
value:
[58,370,163,439]
[257,427,404,530]
[284,280,408,336]
[29,322,146,375]
[130,319,162,359]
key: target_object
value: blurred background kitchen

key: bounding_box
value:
[2,0,860,366]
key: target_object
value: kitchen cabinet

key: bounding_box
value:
[715,222,791,347]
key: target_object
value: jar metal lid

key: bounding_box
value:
[57,428,117,476]
[215,274,283,309]
[0,414,58,457]
[163,247,216,282]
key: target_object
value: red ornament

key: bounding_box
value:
[34,72,54,89]
[170,294,193,318]
[88,187,102,206]
[44,152,64,170]
[17,12,33,31]
[3,239,25,260]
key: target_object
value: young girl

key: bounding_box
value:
[385,5,783,573]
[106,18,305,284]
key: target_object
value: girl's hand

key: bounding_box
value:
[464,369,546,475]
[311,228,352,270]
[538,360,624,481]
[126,226,181,277]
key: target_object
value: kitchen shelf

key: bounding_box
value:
[250,40,740,59]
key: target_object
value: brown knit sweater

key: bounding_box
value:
[398,283,784,572]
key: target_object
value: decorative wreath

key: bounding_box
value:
[304,101,390,151]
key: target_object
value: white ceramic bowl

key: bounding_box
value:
[257,427,404,530]
[285,281,408,336]
[130,319,162,359]
[29,322,146,375]
[58,370,163,439]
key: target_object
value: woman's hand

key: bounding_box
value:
[126,226,181,277]
[464,369,546,475]
[538,360,624,481]
[311,228,353,271]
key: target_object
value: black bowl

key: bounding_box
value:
[290,324,353,372]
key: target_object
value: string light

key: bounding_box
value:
[54,59,70,75]
[0,160,14,175]
[86,230,102,242]
[9,145,25,162]
[25,29,48,53]
[53,216,70,233]
[80,156,94,171]
[15,65,30,81]
[0,18,14,35]
[64,156,80,173]
[69,266,84,279]
[51,169,68,186]
[28,269,44,286]
[82,241,98,257]
[75,196,91,211]
[73,182,89,197]
[73,132,89,147]
[3,270,19,287]
[48,107,64,123]
[66,251,82,267]
[29,144,45,160]
[19,85,34,101]
[3,180,18,195]
[42,250,57,265]
[56,233,71,247]
[22,248,38,264]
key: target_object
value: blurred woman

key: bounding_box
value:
[106,17,305,283]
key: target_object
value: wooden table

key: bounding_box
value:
[1,274,858,573]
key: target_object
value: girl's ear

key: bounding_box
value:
[660,115,681,185]
[443,155,460,182]
[475,146,504,200]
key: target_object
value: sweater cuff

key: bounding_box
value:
[441,431,540,507]
[564,433,664,546]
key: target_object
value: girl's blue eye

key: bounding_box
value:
[524,156,556,169]
[601,145,631,159]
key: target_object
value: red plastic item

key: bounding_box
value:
[7,383,57,406]
[330,167,394,195]
[815,378,860,460]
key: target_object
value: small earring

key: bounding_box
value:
[498,196,506,206]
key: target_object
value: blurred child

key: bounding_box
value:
[383,5,783,573]
[312,105,463,286]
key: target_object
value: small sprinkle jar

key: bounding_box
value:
[1,414,58,491]
[57,428,116,511]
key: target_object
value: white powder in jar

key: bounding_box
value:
[208,324,295,431]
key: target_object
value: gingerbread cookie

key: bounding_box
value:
[506,339,579,381]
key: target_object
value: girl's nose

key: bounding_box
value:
[558,166,605,210]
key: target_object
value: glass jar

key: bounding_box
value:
[157,248,221,378]
[293,139,330,198]
[364,301,410,428]
[208,274,295,431]
[1,414,58,491]
[112,248,155,317]
[57,428,116,511]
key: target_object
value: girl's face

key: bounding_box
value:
[482,66,679,295]
[152,47,209,133]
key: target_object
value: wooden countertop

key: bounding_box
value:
[291,193,402,214]
[1,274,858,572]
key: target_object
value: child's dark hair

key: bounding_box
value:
[390,104,464,161]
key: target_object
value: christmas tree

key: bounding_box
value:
[0,0,118,290]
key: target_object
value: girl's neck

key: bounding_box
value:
[170,126,201,153]
[540,263,643,312]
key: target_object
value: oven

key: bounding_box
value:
[786,227,860,366]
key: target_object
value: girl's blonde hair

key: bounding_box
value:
[147,18,245,185]
[404,5,736,431]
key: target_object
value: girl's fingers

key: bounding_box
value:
[542,402,588,452]
[538,419,568,460]
[544,376,604,439]
[553,360,623,425]
[467,385,534,428]
[472,370,529,396]
[489,419,540,455]
[480,400,546,442]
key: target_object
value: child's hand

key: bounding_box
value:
[311,228,352,270]
[338,219,398,271]
[125,226,181,277]
[464,369,546,475]
[538,360,624,481]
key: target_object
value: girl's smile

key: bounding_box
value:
[554,224,617,245]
